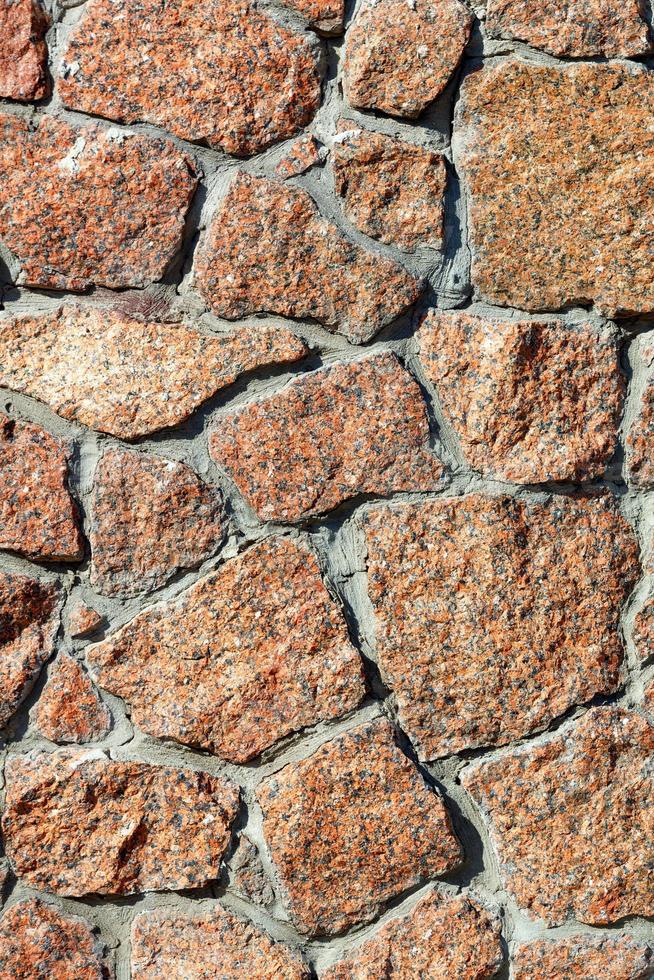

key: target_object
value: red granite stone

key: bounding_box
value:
[69,604,104,639]
[32,655,111,744]
[513,934,654,979]
[276,134,324,179]
[283,0,344,33]
[0,0,49,101]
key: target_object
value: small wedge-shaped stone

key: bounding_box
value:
[32,655,111,744]
[513,934,654,979]
[194,173,421,343]
[88,537,364,762]
[0,0,49,101]
[69,603,104,639]
[627,339,654,486]
[230,836,275,907]
[283,0,344,33]
[209,353,443,521]
[0,115,198,291]
[2,750,239,896]
[0,305,307,439]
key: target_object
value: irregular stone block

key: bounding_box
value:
[276,134,324,179]
[283,0,344,33]
[69,603,104,639]
[32,654,111,744]
[627,340,654,486]
[230,835,275,907]
[634,599,654,661]
[513,934,654,979]
[363,494,638,758]
[0,0,49,101]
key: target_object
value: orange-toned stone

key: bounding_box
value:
[0,574,62,729]
[455,62,654,316]
[0,305,307,440]
[131,905,309,979]
[333,125,446,252]
[58,0,322,157]
[462,707,654,925]
[513,934,654,979]
[209,353,443,522]
[275,134,324,179]
[343,0,471,118]
[418,312,623,483]
[32,655,111,744]
[87,537,364,762]
[627,342,654,486]
[194,173,421,344]
[322,890,502,979]
[257,717,461,935]
[0,899,110,980]
[0,0,49,101]
[2,750,239,896]
[283,0,344,33]
[0,115,197,291]
[69,604,104,639]
[363,494,638,759]
[0,415,82,561]
[487,0,651,57]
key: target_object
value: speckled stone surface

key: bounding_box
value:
[634,599,654,662]
[276,134,324,178]
[131,905,309,979]
[283,0,344,33]
[0,305,307,440]
[343,0,472,118]
[2,750,239,896]
[257,717,461,935]
[0,899,110,980]
[0,415,82,562]
[194,173,422,344]
[230,835,275,907]
[627,342,654,486]
[0,0,49,101]
[321,889,503,979]
[0,115,198,291]
[87,537,364,762]
[69,604,104,639]
[463,707,654,925]
[32,654,111,744]
[455,62,654,317]
[486,0,651,56]
[89,449,223,598]
[363,494,638,759]
[333,125,446,252]
[0,574,62,730]
[209,353,443,522]
[513,934,654,979]
[418,312,623,483]
[58,0,322,157]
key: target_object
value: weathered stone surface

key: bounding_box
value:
[209,353,443,522]
[230,835,275,907]
[513,934,654,979]
[0,0,49,101]
[462,707,654,925]
[194,173,421,344]
[276,134,324,179]
[627,342,654,486]
[87,537,365,762]
[455,62,654,317]
[418,312,623,483]
[343,0,471,118]
[0,898,110,980]
[283,0,344,33]
[0,859,8,897]
[486,0,651,57]
[333,125,446,252]
[0,305,307,440]
[0,115,198,291]
[0,574,62,730]
[363,494,638,759]
[58,0,322,157]
[69,603,104,639]
[2,750,239,895]
[131,905,309,979]
[0,415,83,561]
[634,599,654,662]
[257,717,461,935]
[90,450,223,598]
[32,654,111,744]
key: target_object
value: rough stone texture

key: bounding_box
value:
[276,134,324,179]
[230,835,275,907]
[257,717,461,935]
[634,600,654,662]
[456,62,654,317]
[209,353,443,522]
[194,173,422,344]
[283,0,344,33]
[2,750,239,896]
[0,574,62,730]
[89,449,223,598]
[87,537,365,762]
[486,0,651,57]
[627,342,654,486]
[0,898,110,980]
[418,311,623,483]
[131,905,309,979]
[0,305,307,440]
[0,0,49,101]
[69,604,104,639]
[32,654,111,744]
[58,0,322,157]
[0,415,83,561]
[333,125,447,252]
[462,707,654,925]
[363,494,638,759]
[513,935,654,979]
[343,0,472,118]
[0,115,198,291]
[321,890,503,979]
